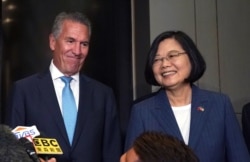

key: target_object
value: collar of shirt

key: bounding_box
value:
[49,60,79,82]
[49,60,79,112]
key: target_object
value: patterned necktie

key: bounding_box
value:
[60,76,77,145]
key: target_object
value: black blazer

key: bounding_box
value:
[242,102,250,153]
[5,69,122,162]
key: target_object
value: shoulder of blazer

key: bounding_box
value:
[133,90,160,105]
[192,84,229,101]
[131,89,166,110]
[14,69,50,86]
[79,74,113,93]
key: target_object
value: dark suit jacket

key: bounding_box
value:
[125,85,250,162]
[5,70,122,162]
[242,102,250,153]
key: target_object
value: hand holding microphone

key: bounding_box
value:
[18,137,57,162]
[39,157,56,162]
[12,125,62,162]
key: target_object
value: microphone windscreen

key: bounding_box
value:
[0,124,17,144]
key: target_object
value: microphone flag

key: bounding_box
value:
[12,125,40,141]
[33,137,63,155]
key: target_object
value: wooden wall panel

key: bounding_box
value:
[217,0,250,113]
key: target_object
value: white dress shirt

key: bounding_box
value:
[49,61,79,114]
[172,104,191,145]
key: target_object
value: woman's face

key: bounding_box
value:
[152,38,191,89]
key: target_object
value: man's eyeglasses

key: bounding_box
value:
[153,51,186,65]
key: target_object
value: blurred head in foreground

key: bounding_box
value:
[120,131,199,162]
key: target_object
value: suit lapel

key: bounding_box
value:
[151,89,183,140]
[37,70,69,143]
[188,85,210,148]
[71,75,92,147]
[150,86,211,148]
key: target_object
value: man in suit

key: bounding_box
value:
[5,11,122,162]
[242,102,250,153]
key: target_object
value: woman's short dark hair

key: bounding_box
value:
[144,30,206,86]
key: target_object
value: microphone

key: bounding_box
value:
[12,126,63,161]
[33,135,63,160]
[19,137,41,162]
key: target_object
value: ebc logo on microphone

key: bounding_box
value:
[33,138,63,155]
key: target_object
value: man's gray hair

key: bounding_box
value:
[51,11,91,39]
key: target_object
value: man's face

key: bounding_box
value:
[49,20,90,76]
[120,148,141,162]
